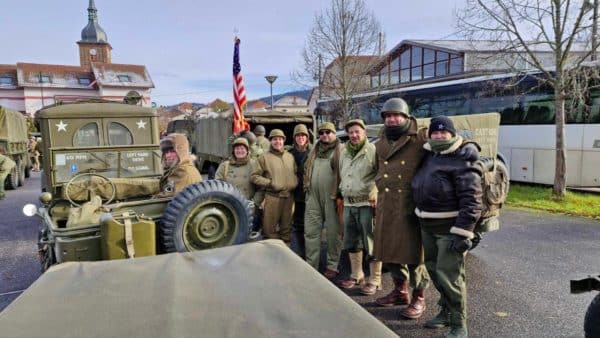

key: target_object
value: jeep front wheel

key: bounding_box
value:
[160,180,253,253]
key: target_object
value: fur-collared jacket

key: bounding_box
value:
[411,136,483,239]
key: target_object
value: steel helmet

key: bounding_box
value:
[381,98,410,119]
[253,125,266,135]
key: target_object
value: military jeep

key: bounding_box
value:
[24,100,252,271]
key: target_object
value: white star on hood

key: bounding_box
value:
[56,120,68,132]
[136,120,147,129]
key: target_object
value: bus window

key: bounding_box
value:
[109,122,133,145]
[73,123,99,147]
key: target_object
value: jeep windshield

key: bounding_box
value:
[51,146,162,184]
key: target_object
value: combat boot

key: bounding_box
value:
[445,326,468,338]
[401,288,426,319]
[446,312,468,338]
[424,307,450,329]
[360,260,382,295]
[338,251,365,289]
[375,278,410,307]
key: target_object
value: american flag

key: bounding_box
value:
[232,37,249,133]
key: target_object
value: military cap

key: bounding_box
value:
[318,122,336,133]
[344,119,366,132]
[429,116,456,137]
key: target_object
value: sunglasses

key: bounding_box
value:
[319,130,333,135]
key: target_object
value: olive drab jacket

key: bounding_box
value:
[339,141,377,206]
[215,157,259,203]
[374,117,428,265]
[256,136,271,153]
[157,134,202,198]
[251,147,298,198]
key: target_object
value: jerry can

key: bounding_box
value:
[100,211,156,260]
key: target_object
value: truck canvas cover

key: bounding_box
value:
[0,240,396,338]
[0,106,28,143]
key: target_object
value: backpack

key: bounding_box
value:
[474,157,510,233]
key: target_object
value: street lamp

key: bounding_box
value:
[265,75,278,110]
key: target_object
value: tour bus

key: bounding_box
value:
[318,72,600,187]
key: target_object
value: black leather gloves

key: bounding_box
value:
[449,234,472,254]
[470,232,483,250]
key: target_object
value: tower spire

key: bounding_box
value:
[87,0,98,22]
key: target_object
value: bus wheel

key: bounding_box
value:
[160,180,252,253]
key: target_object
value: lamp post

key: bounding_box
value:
[265,75,278,110]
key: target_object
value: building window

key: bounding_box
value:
[370,74,380,88]
[380,66,389,86]
[39,75,51,83]
[390,57,400,85]
[78,78,91,85]
[117,75,131,82]
[0,76,14,85]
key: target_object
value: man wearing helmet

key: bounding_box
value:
[253,125,270,153]
[373,98,431,320]
[156,133,202,198]
[251,129,298,243]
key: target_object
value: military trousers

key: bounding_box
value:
[291,200,306,258]
[262,194,294,244]
[421,229,467,328]
[342,206,374,257]
[304,194,341,272]
[386,262,430,290]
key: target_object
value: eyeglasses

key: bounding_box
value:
[319,130,333,135]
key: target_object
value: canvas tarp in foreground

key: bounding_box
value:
[0,240,397,338]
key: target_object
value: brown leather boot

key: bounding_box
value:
[375,278,410,307]
[401,288,426,319]
[338,251,365,289]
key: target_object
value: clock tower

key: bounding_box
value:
[77,0,112,67]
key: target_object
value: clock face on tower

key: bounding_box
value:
[89,48,97,56]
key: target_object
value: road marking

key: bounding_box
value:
[0,289,25,297]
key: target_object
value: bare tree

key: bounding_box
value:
[298,0,382,125]
[457,0,599,198]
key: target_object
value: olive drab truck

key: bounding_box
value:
[25,99,253,271]
[0,105,32,189]
[181,110,316,176]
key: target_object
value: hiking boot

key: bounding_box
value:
[323,269,338,280]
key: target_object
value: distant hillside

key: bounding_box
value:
[164,102,205,111]
[258,89,311,104]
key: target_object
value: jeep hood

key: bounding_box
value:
[0,240,396,337]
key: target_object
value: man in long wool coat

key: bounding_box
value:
[373,98,430,320]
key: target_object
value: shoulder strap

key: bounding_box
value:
[123,211,135,259]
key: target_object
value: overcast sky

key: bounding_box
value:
[1,0,467,105]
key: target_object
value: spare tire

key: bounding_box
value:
[160,180,253,253]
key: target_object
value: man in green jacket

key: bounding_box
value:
[304,122,342,279]
[0,154,16,200]
[337,119,381,294]
[251,129,298,244]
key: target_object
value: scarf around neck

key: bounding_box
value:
[384,120,411,141]
[428,136,459,153]
[346,139,366,158]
